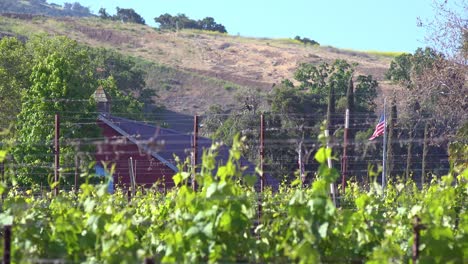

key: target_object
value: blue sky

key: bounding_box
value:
[52,0,437,52]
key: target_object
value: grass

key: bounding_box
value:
[0,17,43,37]
[181,28,228,37]
[362,50,406,57]
[321,45,405,58]
[223,84,237,92]
[273,38,304,45]
[337,46,405,58]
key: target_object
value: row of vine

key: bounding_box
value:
[0,136,466,263]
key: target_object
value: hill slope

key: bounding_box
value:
[0,14,399,115]
[0,0,93,17]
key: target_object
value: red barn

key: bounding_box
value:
[93,87,278,191]
[96,115,177,189]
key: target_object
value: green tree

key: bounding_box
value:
[201,104,226,137]
[384,48,440,88]
[385,53,412,87]
[197,17,227,33]
[268,84,322,180]
[354,75,378,111]
[154,13,196,30]
[154,13,227,33]
[0,37,31,133]
[208,87,264,159]
[98,8,110,19]
[13,38,98,186]
[293,59,377,112]
[154,13,177,30]
[114,7,145,24]
[62,2,92,17]
[204,60,379,181]
[89,48,157,117]
[267,60,379,180]
[97,76,143,116]
[0,35,151,186]
[293,59,378,132]
[294,36,320,45]
[90,48,146,93]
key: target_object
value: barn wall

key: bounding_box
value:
[96,121,176,189]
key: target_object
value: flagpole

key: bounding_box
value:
[382,98,387,189]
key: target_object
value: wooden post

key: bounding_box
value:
[192,115,199,191]
[144,257,155,264]
[54,114,60,196]
[128,157,136,197]
[412,216,425,263]
[3,225,11,264]
[0,161,4,182]
[134,160,137,190]
[258,114,265,231]
[0,161,4,202]
[341,109,349,193]
[74,155,79,193]
[260,114,265,192]
[324,130,336,206]
[382,99,387,189]
[298,140,304,185]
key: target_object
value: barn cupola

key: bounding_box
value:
[94,86,111,115]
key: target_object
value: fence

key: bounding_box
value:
[1,111,461,193]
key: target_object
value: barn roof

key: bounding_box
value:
[98,114,279,189]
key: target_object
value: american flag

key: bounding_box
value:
[369,114,386,140]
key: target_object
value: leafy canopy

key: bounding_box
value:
[0,35,149,186]
[154,13,227,33]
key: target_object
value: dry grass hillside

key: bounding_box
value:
[0,15,401,114]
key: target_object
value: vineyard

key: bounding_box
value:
[0,1,466,263]
[0,136,466,263]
